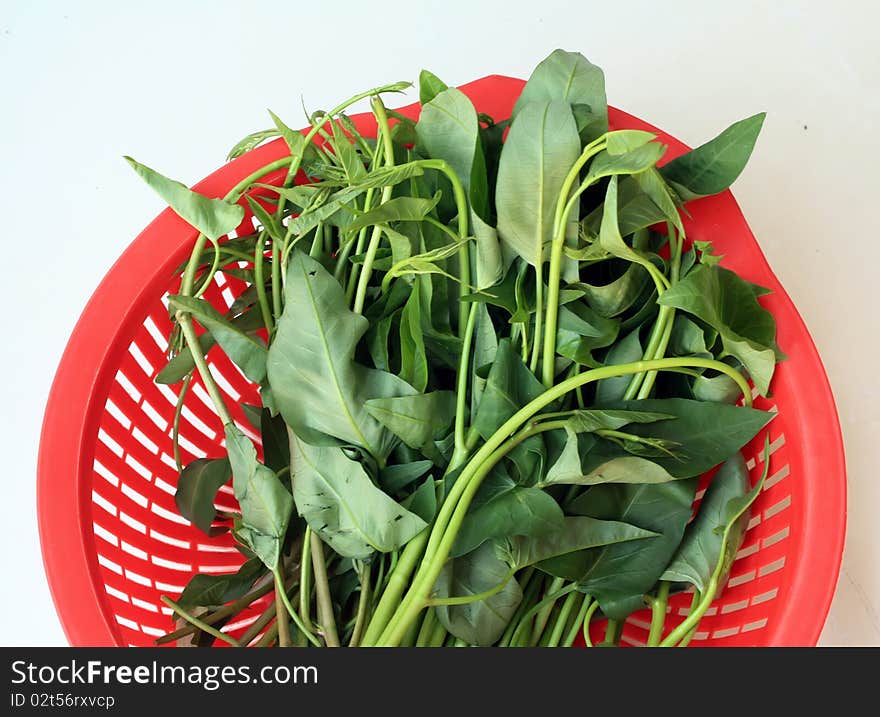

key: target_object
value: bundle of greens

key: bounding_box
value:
[129,49,781,648]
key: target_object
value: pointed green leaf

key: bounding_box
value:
[290,435,427,560]
[125,157,244,241]
[660,113,765,201]
[496,100,580,268]
[174,457,231,534]
[267,251,415,459]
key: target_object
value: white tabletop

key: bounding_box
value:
[1,0,876,646]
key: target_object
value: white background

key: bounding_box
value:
[1,0,877,646]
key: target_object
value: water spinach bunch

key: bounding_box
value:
[130,49,780,648]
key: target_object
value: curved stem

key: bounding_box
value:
[427,569,516,607]
[176,317,232,425]
[252,231,274,334]
[529,266,544,374]
[374,356,751,646]
[273,570,292,647]
[582,598,600,647]
[509,584,577,647]
[160,597,240,647]
[353,98,395,314]
[647,580,671,646]
[272,568,322,647]
[562,594,593,647]
[452,303,479,457]
[349,562,372,647]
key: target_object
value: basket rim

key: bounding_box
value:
[37,74,847,647]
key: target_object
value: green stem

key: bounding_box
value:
[562,594,593,647]
[375,357,751,646]
[253,231,274,334]
[272,568,322,647]
[299,526,313,634]
[547,588,580,647]
[510,584,577,647]
[427,569,515,607]
[542,139,607,387]
[310,532,340,647]
[176,317,232,425]
[271,238,282,323]
[171,374,192,473]
[582,599,600,647]
[604,619,622,645]
[361,528,429,645]
[452,302,479,457]
[532,576,565,645]
[353,97,395,314]
[428,619,448,647]
[529,266,544,374]
[499,568,538,646]
[273,570,292,647]
[415,608,438,647]
[349,562,372,647]
[160,597,240,647]
[647,581,670,646]
[660,586,713,647]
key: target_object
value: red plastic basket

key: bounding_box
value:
[37,75,846,647]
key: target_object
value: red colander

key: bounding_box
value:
[37,75,846,647]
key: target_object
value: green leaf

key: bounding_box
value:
[177,558,265,610]
[416,87,503,289]
[595,327,644,403]
[284,185,365,237]
[125,157,244,241]
[472,339,546,484]
[595,398,774,479]
[290,435,427,560]
[350,163,427,191]
[692,371,743,404]
[225,425,293,569]
[452,485,564,558]
[267,251,414,459]
[379,460,433,494]
[156,306,264,385]
[576,264,651,319]
[401,476,437,523]
[598,176,661,274]
[399,282,428,392]
[245,196,284,243]
[658,264,779,395]
[434,541,523,646]
[364,391,456,452]
[471,301,498,416]
[505,516,659,569]
[343,193,441,236]
[669,315,713,358]
[661,452,753,592]
[260,408,290,475]
[168,295,268,384]
[495,100,580,268]
[555,301,620,367]
[514,49,608,141]
[174,457,231,534]
[660,113,765,201]
[419,69,448,106]
[545,480,698,619]
[227,129,278,160]
[267,109,307,157]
